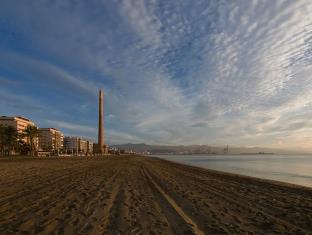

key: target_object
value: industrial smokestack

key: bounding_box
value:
[98,89,104,153]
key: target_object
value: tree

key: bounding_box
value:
[0,125,18,156]
[17,140,31,155]
[0,124,6,156]
[5,126,18,155]
[23,125,38,156]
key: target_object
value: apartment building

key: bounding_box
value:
[64,136,78,154]
[64,137,93,155]
[0,116,38,148]
[0,115,35,133]
[87,141,93,155]
[38,128,64,153]
[79,138,88,154]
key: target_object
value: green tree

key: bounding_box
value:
[23,125,38,156]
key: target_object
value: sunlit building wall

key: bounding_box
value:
[0,116,38,148]
[38,128,64,153]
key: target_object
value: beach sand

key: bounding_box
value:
[0,156,311,234]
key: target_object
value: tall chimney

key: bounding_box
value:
[98,89,104,153]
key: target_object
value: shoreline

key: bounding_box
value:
[152,155,312,190]
[0,155,311,234]
[152,154,312,188]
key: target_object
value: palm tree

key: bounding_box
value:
[16,139,29,155]
[23,125,38,156]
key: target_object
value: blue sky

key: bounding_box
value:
[0,0,312,150]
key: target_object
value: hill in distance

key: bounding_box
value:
[112,143,304,155]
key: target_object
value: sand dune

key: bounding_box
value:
[0,156,311,234]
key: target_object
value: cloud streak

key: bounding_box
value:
[0,0,312,149]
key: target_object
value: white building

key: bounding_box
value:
[38,128,64,154]
[64,136,93,155]
[87,141,93,155]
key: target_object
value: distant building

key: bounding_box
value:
[79,138,88,154]
[64,136,79,155]
[64,136,92,155]
[87,141,93,155]
[38,128,64,154]
[0,116,38,148]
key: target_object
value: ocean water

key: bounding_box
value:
[153,154,312,188]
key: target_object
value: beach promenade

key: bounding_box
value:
[0,156,311,234]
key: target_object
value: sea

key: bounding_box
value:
[153,154,312,188]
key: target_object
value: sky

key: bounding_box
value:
[0,0,312,150]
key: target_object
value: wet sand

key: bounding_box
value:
[0,156,311,234]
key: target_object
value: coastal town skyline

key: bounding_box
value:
[0,89,109,156]
[1,1,312,151]
[0,2,312,234]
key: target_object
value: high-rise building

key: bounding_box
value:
[0,116,38,148]
[38,128,64,153]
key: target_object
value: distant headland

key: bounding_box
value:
[112,143,309,155]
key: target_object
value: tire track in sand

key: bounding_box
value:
[142,166,204,235]
[39,168,121,234]
[147,161,311,234]
[159,163,309,234]
[77,169,122,234]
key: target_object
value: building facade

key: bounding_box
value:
[64,136,78,155]
[79,138,88,154]
[64,136,93,155]
[87,141,93,155]
[0,116,38,148]
[0,116,36,134]
[38,128,64,154]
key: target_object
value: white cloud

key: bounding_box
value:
[1,0,312,149]
[0,52,101,97]
[120,0,162,48]
[46,120,97,134]
[106,130,146,145]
